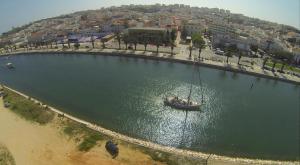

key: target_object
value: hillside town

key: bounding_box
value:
[0,4,300,76]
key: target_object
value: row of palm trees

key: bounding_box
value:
[261,51,294,72]
[114,32,177,55]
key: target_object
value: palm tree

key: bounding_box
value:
[170,43,175,56]
[101,39,106,49]
[122,33,130,50]
[250,44,258,57]
[237,52,243,65]
[132,37,138,51]
[91,36,95,49]
[143,41,148,51]
[225,48,232,64]
[142,36,148,51]
[262,57,269,69]
[50,40,53,49]
[225,52,231,63]
[116,32,121,49]
[271,59,277,72]
[74,43,80,50]
[189,45,193,59]
[192,33,205,60]
[155,38,162,54]
[44,40,49,49]
[67,39,70,49]
[274,51,293,72]
[280,62,286,72]
[225,44,237,64]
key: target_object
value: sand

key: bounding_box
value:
[0,98,165,165]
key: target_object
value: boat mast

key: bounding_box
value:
[187,61,196,103]
[187,82,193,103]
[197,65,204,104]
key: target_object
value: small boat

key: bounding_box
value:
[164,96,201,110]
[6,63,14,69]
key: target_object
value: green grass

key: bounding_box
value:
[2,88,54,125]
[265,61,300,73]
[121,141,206,165]
[62,120,105,152]
[0,144,16,165]
[78,134,104,151]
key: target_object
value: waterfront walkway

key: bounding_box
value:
[1,47,300,84]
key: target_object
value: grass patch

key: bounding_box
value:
[62,120,105,152]
[266,61,300,73]
[0,144,16,165]
[78,134,103,151]
[120,141,206,165]
[2,88,54,125]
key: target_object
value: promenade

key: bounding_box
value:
[1,45,300,85]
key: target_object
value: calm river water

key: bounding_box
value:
[0,53,299,160]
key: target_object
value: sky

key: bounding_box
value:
[0,0,299,34]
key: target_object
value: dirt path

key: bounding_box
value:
[0,98,165,165]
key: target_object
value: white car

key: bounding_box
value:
[215,50,224,55]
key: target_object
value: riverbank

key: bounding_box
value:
[1,86,298,165]
[0,87,169,165]
[1,48,300,85]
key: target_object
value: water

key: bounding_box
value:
[0,53,299,160]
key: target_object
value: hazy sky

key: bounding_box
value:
[0,0,299,33]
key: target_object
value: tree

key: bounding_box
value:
[192,33,205,60]
[130,36,138,50]
[122,33,130,50]
[171,29,177,42]
[273,51,293,72]
[155,37,162,54]
[181,26,187,40]
[262,57,269,69]
[74,43,80,49]
[280,61,287,73]
[116,32,121,49]
[49,39,53,49]
[101,39,106,49]
[250,44,258,56]
[238,51,243,65]
[189,46,193,59]
[91,36,95,49]
[271,59,277,72]
[170,41,175,56]
[67,40,70,49]
[266,40,273,52]
[142,36,148,51]
[225,47,232,63]
[225,44,237,63]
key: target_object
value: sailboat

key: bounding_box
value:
[164,61,203,111]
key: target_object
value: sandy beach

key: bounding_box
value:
[0,97,166,165]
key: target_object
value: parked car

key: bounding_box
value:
[215,50,225,55]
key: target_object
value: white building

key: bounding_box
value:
[183,22,205,36]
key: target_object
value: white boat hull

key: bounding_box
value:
[164,96,201,111]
